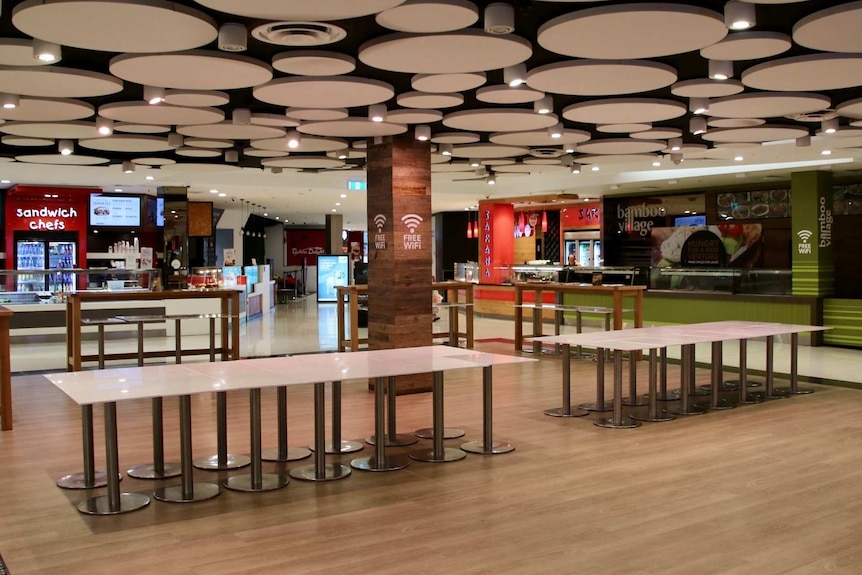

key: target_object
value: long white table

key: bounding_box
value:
[46,346,534,515]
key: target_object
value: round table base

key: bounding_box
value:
[224,473,290,492]
[669,388,710,398]
[365,434,418,447]
[153,482,222,503]
[666,404,708,416]
[544,406,589,418]
[77,492,150,515]
[699,382,739,392]
[738,394,765,405]
[309,440,365,454]
[774,386,815,395]
[578,401,614,412]
[350,454,411,472]
[594,417,641,429]
[261,447,312,462]
[629,411,676,423]
[725,379,762,388]
[127,462,182,480]
[192,454,251,471]
[409,447,467,463]
[707,399,737,411]
[461,440,515,455]
[56,470,117,490]
[289,463,352,482]
[621,396,649,407]
[414,427,465,440]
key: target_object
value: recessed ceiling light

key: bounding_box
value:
[114,187,122,192]
[218,193,226,197]
[652,160,661,167]
[335,202,341,206]
[340,194,347,198]
[210,189,218,194]
[591,166,600,172]
[331,208,337,212]
[734,155,744,161]
[822,149,832,155]
[668,180,678,185]
[1,180,10,184]
[145,175,154,181]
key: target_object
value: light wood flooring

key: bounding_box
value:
[2,343,862,574]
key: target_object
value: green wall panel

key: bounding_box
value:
[824,299,862,347]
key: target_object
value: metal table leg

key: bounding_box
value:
[290,382,351,482]
[410,372,467,462]
[655,348,674,401]
[668,345,707,416]
[414,371,466,438]
[366,376,418,447]
[78,402,150,515]
[776,333,815,395]
[225,389,290,491]
[193,391,251,470]
[631,349,675,423]
[575,311,583,358]
[57,404,115,489]
[623,352,648,407]
[352,378,410,471]
[155,395,222,503]
[580,348,613,412]
[546,344,588,417]
[708,341,735,410]
[764,335,789,400]
[315,381,363,454]
[595,350,641,429]
[738,339,764,405]
[262,386,311,462]
[462,366,515,454]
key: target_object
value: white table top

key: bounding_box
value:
[45,346,535,406]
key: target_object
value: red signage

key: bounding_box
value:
[561,203,602,229]
[284,228,326,266]
[479,203,514,284]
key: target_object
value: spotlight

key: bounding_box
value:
[96,117,113,136]
[58,140,73,156]
[415,125,430,141]
[724,1,756,31]
[484,3,515,34]
[122,160,135,173]
[503,63,527,87]
[485,173,496,185]
[796,135,811,147]
[143,85,165,105]
[286,129,301,149]
[822,118,839,135]
[369,104,387,123]
[225,149,239,163]
[232,108,251,125]
[534,95,553,115]
[689,97,709,115]
[0,93,19,109]
[548,122,563,139]
[690,117,707,136]
[469,158,481,168]
[32,38,61,62]
[218,23,248,52]
[570,163,581,174]
[709,60,733,81]
[168,132,183,148]
[440,143,453,156]
[669,137,683,152]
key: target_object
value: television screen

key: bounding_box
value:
[89,195,141,227]
[317,255,349,302]
[156,197,164,227]
[674,215,706,227]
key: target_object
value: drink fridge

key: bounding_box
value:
[563,231,601,267]
[14,232,78,292]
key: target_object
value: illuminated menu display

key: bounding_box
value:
[89,195,141,227]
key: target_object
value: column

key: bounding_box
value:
[325,214,344,255]
[478,203,515,284]
[791,171,834,297]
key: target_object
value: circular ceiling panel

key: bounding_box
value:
[99,102,224,125]
[0,66,123,97]
[527,60,677,96]
[575,154,658,165]
[132,157,176,166]
[443,109,559,132]
[700,31,792,61]
[430,131,480,144]
[298,119,408,137]
[742,54,862,92]
[837,97,862,119]
[431,161,473,173]
[576,138,666,155]
[631,127,682,139]
[175,147,221,158]
[0,38,52,66]
[15,153,109,165]
[489,129,591,146]
[449,143,529,159]
[2,135,52,146]
[562,98,687,124]
[538,4,727,59]
[162,162,241,173]
[285,108,349,121]
[177,122,285,140]
[79,135,172,153]
[794,3,862,53]
[411,72,486,93]
[597,123,652,134]
[376,0,478,33]
[272,51,356,76]
[114,123,170,134]
[430,152,450,164]
[476,85,545,104]
[254,76,394,108]
[387,109,444,124]
[164,90,229,107]
[671,79,745,98]
[359,30,532,74]
[397,91,463,108]
[262,156,344,169]
[183,138,233,148]
[192,0,408,21]
[249,113,300,128]
[702,125,810,143]
[110,51,273,90]
[708,92,830,119]
[1,121,101,139]
[0,97,93,121]
[707,117,766,128]
[494,163,569,174]
[12,0,217,53]
[251,136,347,153]
[243,147,289,158]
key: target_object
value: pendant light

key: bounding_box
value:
[541,211,548,233]
[466,213,473,239]
[473,217,479,238]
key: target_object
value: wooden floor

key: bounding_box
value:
[2,342,862,574]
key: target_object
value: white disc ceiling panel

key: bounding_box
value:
[443,109,559,132]
[16,153,109,165]
[175,147,221,158]
[387,109,444,124]
[494,163,569,174]
[99,102,224,125]
[538,4,727,59]
[192,0,408,21]
[702,125,810,143]
[794,3,862,53]
[708,93,830,119]
[576,154,663,165]
[359,30,532,74]
[430,153,450,164]
[671,79,745,98]
[79,135,172,153]
[177,122,285,140]
[0,97,93,121]
[251,136,348,153]
[700,32,792,61]
[0,38,52,66]
[523,157,562,165]
[285,108,349,121]
[743,54,862,92]
[431,161,473,173]
[249,114,300,128]
[132,157,176,166]
[2,135,53,146]
[562,98,687,124]
[262,156,344,169]
[576,139,666,155]
[298,119,408,137]
[183,138,233,149]
[597,123,652,134]
[110,51,273,90]
[527,60,677,96]
[707,117,766,128]
[272,51,356,76]
[631,127,682,139]
[114,123,171,134]
[254,77,394,108]
[376,0,478,33]
[737,0,808,3]
[411,72,486,93]
[164,90,229,107]
[0,66,123,97]
[476,85,545,104]
[449,144,529,159]
[13,0,216,53]
[1,121,101,139]
[243,147,289,158]
[489,129,591,146]
[397,91,463,109]
[837,98,862,119]
[430,131,480,144]
[162,162,241,173]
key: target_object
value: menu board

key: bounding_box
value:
[716,189,791,220]
[89,195,141,226]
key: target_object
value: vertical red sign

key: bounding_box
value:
[479,203,514,284]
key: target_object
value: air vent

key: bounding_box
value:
[251,22,347,47]
[787,110,837,123]
[530,148,564,159]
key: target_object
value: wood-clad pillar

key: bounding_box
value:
[367,134,432,394]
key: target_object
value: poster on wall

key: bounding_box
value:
[284,229,326,266]
[140,247,153,269]
[317,254,349,302]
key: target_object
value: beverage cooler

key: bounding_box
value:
[564,231,601,267]
[14,232,78,292]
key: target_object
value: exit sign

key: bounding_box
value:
[348,180,366,191]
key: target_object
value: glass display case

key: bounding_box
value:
[558,266,642,286]
[510,263,564,284]
[0,268,161,304]
[188,267,223,289]
[454,262,480,283]
[650,267,791,295]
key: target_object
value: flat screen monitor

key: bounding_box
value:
[156,197,164,227]
[89,195,141,227]
[674,214,706,227]
[354,262,368,285]
[317,254,349,302]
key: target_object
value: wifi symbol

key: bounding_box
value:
[797,229,813,243]
[373,214,386,232]
[401,214,423,233]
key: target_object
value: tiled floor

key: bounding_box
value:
[10,296,862,385]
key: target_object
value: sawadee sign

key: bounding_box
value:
[16,206,78,230]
